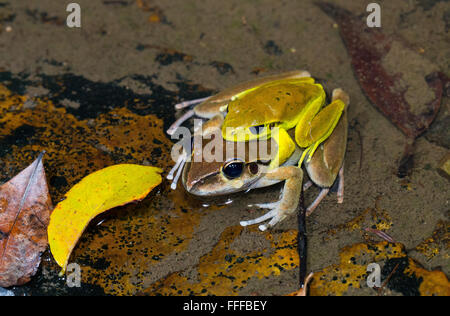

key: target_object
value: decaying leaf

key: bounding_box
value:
[317,2,444,140]
[317,2,446,177]
[48,164,162,272]
[141,226,301,296]
[0,152,52,287]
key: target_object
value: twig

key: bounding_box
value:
[297,183,308,291]
[365,228,396,243]
[377,263,400,296]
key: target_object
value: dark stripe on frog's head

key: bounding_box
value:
[183,136,276,195]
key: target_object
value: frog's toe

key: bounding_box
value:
[258,213,287,231]
[240,209,278,227]
[240,205,289,231]
[175,96,210,110]
[306,188,330,216]
[167,109,195,135]
[303,180,313,191]
[337,165,344,203]
[332,88,350,106]
[251,201,280,209]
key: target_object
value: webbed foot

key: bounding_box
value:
[240,206,287,231]
[240,166,303,231]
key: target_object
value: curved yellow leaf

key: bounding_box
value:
[48,164,162,272]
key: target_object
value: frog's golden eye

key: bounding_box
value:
[249,125,265,135]
[222,159,244,179]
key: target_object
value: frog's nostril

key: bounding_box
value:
[185,180,194,191]
[184,178,201,195]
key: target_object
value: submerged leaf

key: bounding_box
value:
[317,2,444,139]
[0,152,52,287]
[48,164,162,272]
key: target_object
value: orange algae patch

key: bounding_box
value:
[324,207,392,241]
[0,84,173,200]
[144,226,300,296]
[0,84,218,295]
[310,242,450,296]
[414,220,449,260]
[71,189,218,295]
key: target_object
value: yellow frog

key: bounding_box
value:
[167,70,349,230]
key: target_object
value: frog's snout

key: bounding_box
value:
[183,177,215,197]
[181,161,221,196]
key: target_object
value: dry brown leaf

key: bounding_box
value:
[0,152,52,287]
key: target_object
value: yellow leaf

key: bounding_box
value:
[48,164,162,272]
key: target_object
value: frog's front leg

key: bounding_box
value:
[240,166,303,231]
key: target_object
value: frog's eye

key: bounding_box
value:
[249,125,265,135]
[222,160,244,179]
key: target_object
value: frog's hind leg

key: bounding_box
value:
[167,144,188,190]
[167,109,196,135]
[296,98,346,166]
[337,165,344,204]
[305,164,344,216]
[195,114,224,136]
[175,97,210,110]
[305,188,329,216]
[304,88,349,215]
[303,180,313,191]
[250,201,280,211]
[170,156,187,190]
[167,98,229,135]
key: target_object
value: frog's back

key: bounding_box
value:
[224,79,325,130]
[193,70,312,118]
